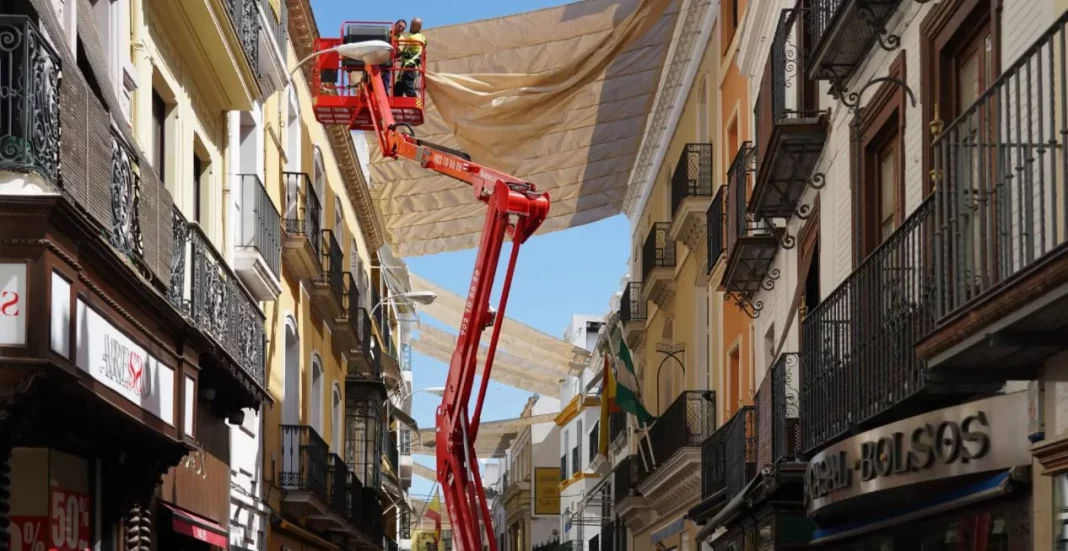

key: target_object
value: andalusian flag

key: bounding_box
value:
[605,323,655,425]
[598,354,614,456]
[425,489,442,545]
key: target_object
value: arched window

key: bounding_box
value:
[310,354,324,435]
[283,317,300,425]
[332,384,343,451]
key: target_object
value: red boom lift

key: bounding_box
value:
[310,22,550,551]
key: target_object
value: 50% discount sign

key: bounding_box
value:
[50,487,91,551]
[9,516,46,551]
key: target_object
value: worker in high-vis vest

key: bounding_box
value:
[394,17,426,97]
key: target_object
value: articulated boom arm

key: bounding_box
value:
[360,65,549,551]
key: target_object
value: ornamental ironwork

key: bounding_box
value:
[109,131,144,261]
[0,16,61,185]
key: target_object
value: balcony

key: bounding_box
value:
[613,454,652,532]
[620,282,647,352]
[328,454,351,519]
[721,143,784,318]
[332,273,362,354]
[0,15,60,192]
[280,424,330,517]
[311,229,345,320]
[233,174,282,301]
[700,406,755,504]
[667,144,715,258]
[754,353,802,473]
[706,187,726,275]
[282,172,323,281]
[799,198,973,455]
[108,130,146,268]
[808,0,904,86]
[170,209,267,410]
[372,288,402,386]
[641,222,676,308]
[751,9,827,223]
[920,12,1068,382]
[609,410,628,447]
[253,0,288,94]
[346,307,380,380]
[636,391,716,514]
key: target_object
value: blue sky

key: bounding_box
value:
[308,0,633,501]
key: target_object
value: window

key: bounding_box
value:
[192,154,203,222]
[721,0,740,55]
[310,356,324,434]
[151,90,166,181]
[855,52,906,261]
[332,385,342,451]
[727,345,741,417]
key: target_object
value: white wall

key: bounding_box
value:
[229,409,267,551]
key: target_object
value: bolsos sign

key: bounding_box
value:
[804,392,1030,515]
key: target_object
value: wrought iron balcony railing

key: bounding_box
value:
[808,0,903,84]
[620,281,646,323]
[347,469,364,526]
[0,16,61,184]
[755,353,801,469]
[260,0,287,55]
[319,229,344,304]
[280,424,329,501]
[329,453,350,517]
[360,486,384,540]
[647,391,716,468]
[800,197,934,455]
[669,143,714,219]
[238,174,281,277]
[612,454,645,505]
[706,186,725,274]
[751,8,826,222]
[701,406,755,501]
[223,0,261,74]
[344,272,360,330]
[170,208,266,388]
[931,11,1068,326]
[641,222,676,282]
[283,171,323,253]
[109,130,145,264]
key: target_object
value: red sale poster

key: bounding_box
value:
[49,487,91,551]
[9,516,47,551]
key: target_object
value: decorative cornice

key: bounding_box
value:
[286,0,387,262]
[1033,436,1068,474]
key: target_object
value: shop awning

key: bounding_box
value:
[363,0,681,256]
[809,470,1018,545]
[163,503,228,548]
[411,413,558,457]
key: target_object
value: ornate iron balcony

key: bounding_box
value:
[612,454,645,505]
[620,281,646,323]
[706,186,725,274]
[754,353,801,470]
[109,130,145,263]
[238,173,281,277]
[700,406,755,501]
[280,424,330,501]
[669,143,714,219]
[345,379,386,492]
[647,391,716,468]
[641,222,676,282]
[751,9,827,222]
[800,198,934,455]
[319,229,344,304]
[347,469,365,526]
[329,453,351,518]
[0,16,60,185]
[283,172,323,251]
[170,209,266,389]
[223,0,261,74]
[808,0,904,85]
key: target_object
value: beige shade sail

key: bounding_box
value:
[411,413,558,457]
[412,325,563,397]
[410,273,590,373]
[367,0,679,256]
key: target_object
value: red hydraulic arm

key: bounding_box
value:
[312,34,549,550]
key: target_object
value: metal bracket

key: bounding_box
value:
[724,290,764,319]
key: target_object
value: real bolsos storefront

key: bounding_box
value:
[802,392,1033,550]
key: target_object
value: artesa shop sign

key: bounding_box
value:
[75,299,174,425]
[804,392,1031,515]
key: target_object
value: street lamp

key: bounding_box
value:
[287,40,393,82]
[371,290,438,318]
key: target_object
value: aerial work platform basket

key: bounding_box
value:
[311,21,426,130]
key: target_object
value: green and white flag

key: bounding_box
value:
[604,322,655,425]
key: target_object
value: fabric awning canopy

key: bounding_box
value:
[365,0,679,256]
[411,413,558,457]
[411,273,590,372]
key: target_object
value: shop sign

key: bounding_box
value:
[533,467,561,515]
[9,515,47,551]
[74,299,175,425]
[804,392,1030,514]
[0,263,26,346]
[50,486,90,551]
